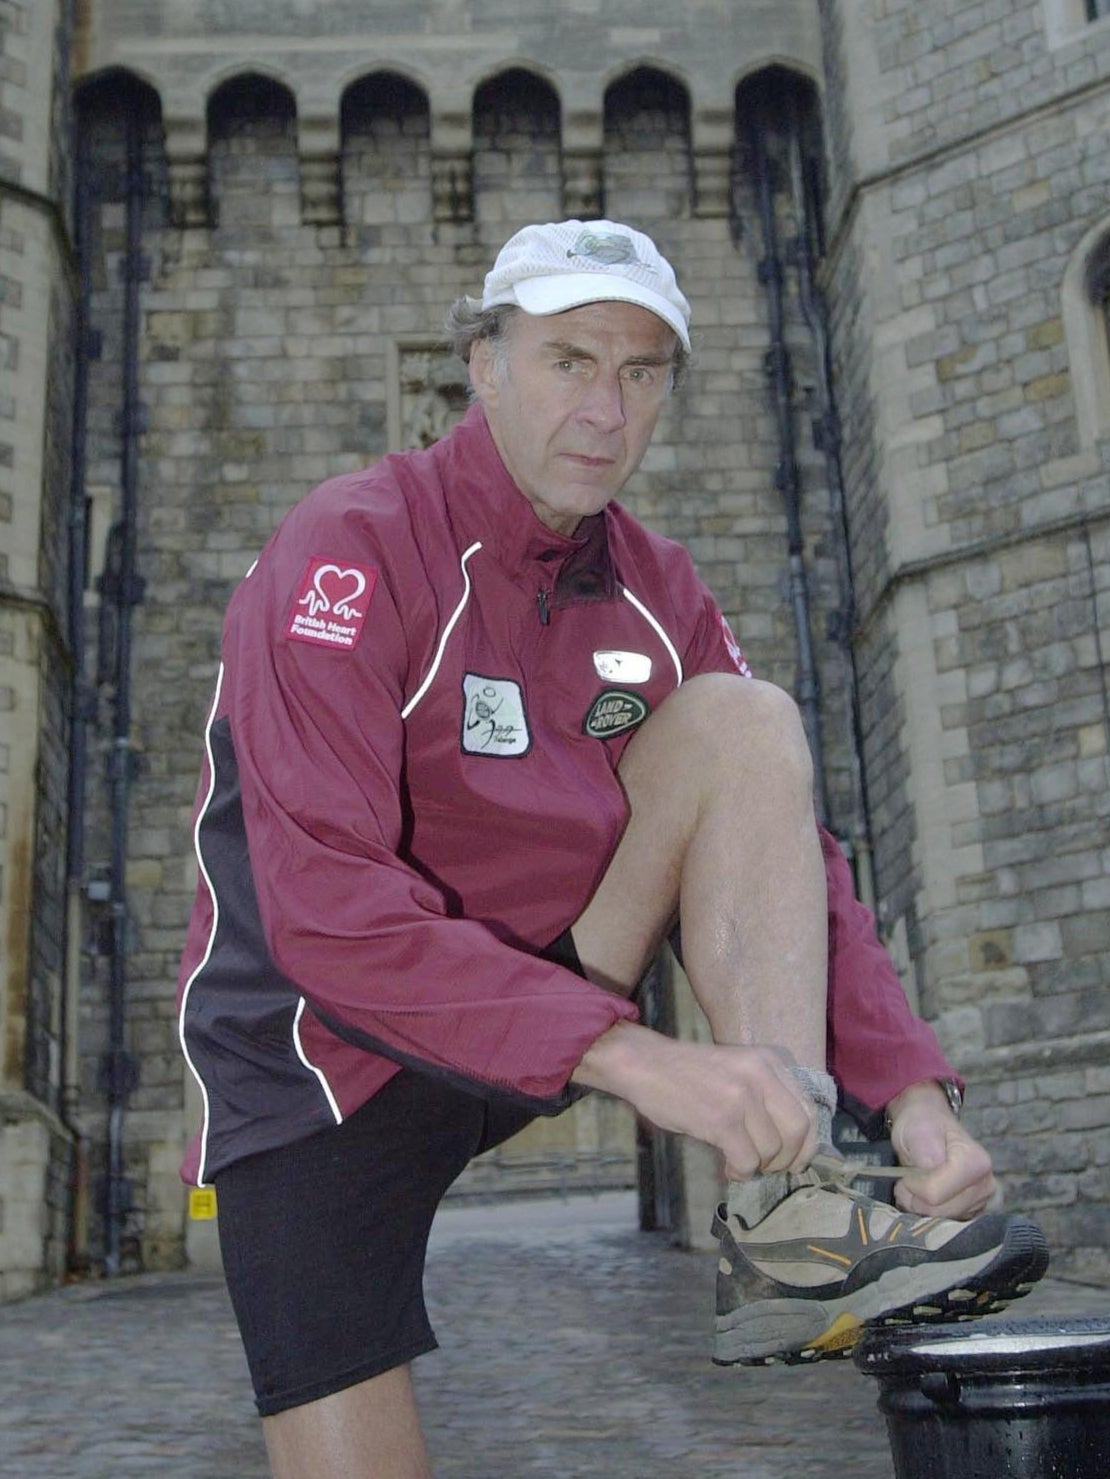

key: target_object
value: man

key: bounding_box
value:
[178,219,1047,1478]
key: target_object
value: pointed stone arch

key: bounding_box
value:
[206,73,300,232]
[734,64,828,256]
[72,68,168,283]
[340,72,432,232]
[74,63,164,110]
[472,68,562,228]
[603,66,693,223]
[1062,214,1110,449]
[73,66,166,206]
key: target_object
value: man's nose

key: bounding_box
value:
[577,374,626,430]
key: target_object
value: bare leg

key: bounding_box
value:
[573,673,827,1068]
[263,1364,432,1479]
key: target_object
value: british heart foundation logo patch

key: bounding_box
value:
[286,558,377,650]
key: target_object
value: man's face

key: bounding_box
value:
[470,301,677,536]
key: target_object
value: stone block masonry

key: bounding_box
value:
[0,0,79,1296]
[66,25,860,1275]
[0,0,1097,1290]
[822,0,1110,1278]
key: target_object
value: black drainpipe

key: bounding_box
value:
[783,100,876,910]
[98,105,147,1277]
[744,107,830,825]
[62,108,99,1274]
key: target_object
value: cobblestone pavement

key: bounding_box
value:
[2,1192,1108,1479]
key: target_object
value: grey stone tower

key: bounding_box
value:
[820,0,1110,1280]
[0,0,77,1299]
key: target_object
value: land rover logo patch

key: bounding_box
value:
[583,689,649,740]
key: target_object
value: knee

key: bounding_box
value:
[669,674,814,787]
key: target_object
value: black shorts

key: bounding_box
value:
[214,929,583,1417]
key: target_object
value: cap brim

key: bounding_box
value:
[508,273,691,351]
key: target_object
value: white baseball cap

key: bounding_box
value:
[481,219,692,351]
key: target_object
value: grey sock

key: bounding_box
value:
[789,1065,837,1146]
[726,1066,839,1229]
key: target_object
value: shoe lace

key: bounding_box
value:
[793,1156,933,1245]
[804,1153,905,1189]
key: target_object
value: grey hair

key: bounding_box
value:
[444,297,519,369]
[444,294,691,390]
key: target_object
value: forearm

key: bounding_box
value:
[572,1020,666,1099]
[573,1021,818,1178]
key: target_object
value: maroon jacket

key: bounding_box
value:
[177,405,953,1184]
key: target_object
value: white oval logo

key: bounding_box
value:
[593,650,652,684]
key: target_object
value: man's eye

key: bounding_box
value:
[555,359,576,372]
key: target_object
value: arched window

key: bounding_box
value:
[472,69,561,226]
[73,68,166,233]
[340,73,430,230]
[71,72,165,545]
[207,73,298,231]
[603,68,691,221]
[735,66,827,262]
[1062,220,1110,448]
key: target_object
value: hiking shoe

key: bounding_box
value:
[712,1162,1049,1366]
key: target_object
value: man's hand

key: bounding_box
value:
[886,1079,996,1220]
[572,1021,818,1178]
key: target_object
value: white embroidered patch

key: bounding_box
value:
[593,650,652,683]
[461,674,531,756]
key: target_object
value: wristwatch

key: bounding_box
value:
[940,1078,964,1120]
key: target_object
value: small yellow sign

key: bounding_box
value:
[189,1187,218,1221]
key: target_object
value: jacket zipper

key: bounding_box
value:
[536,588,550,625]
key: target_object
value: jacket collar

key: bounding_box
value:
[438,404,617,607]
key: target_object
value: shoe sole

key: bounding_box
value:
[713,1217,1049,1367]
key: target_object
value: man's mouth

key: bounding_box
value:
[562,452,615,468]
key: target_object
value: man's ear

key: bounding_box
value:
[468,336,500,407]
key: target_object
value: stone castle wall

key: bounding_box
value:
[2,0,1107,1286]
[0,0,77,1298]
[62,0,857,1271]
[822,0,1110,1277]
[67,3,859,1269]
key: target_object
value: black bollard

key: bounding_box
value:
[854,1317,1110,1479]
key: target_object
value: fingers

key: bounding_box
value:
[894,1143,997,1218]
[895,1167,997,1220]
[715,1051,818,1178]
[578,1027,821,1181]
[891,1114,998,1219]
[721,1099,790,1179]
[760,1062,819,1173]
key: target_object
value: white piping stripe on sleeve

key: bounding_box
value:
[292,997,343,1124]
[401,541,482,720]
[176,662,226,1188]
[620,586,684,687]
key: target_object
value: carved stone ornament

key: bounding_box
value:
[388,339,471,451]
